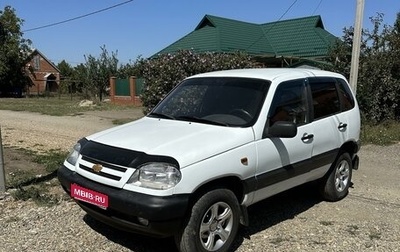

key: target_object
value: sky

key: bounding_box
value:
[1,0,398,66]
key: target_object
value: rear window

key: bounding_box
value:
[337,78,355,111]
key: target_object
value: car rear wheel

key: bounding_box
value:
[320,152,353,201]
[175,189,240,252]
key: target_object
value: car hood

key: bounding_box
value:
[86,117,255,168]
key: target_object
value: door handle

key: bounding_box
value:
[338,122,348,130]
[301,133,314,141]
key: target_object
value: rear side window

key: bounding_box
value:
[337,78,355,111]
[309,78,340,120]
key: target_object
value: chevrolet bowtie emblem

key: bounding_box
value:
[92,164,103,173]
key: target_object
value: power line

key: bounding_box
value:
[246,0,299,51]
[262,0,298,36]
[275,0,299,24]
[312,0,323,15]
[23,0,134,32]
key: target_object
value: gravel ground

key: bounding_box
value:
[0,109,143,153]
[0,109,399,251]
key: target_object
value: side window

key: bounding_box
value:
[268,79,307,126]
[309,78,340,120]
[337,78,355,111]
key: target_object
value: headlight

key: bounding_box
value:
[66,143,81,165]
[127,163,181,190]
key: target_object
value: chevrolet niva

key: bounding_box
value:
[58,68,360,252]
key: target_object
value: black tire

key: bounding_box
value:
[175,189,240,252]
[320,152,353,201]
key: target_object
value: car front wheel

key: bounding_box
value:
[175,189,240,252]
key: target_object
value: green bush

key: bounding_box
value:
[325,13,400,123]
[138,50,260,113]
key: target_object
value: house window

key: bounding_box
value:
[33,55,40,70]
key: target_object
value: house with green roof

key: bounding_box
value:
[154,14,338,68]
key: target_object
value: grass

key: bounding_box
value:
[0,96,138,116]
[11,185,60,207]
[361,121,400,145]
[6,148,69,207]
[32,149,69,173]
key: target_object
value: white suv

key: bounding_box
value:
[58,68,360,252]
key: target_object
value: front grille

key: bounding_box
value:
[79,163,121,181]
[77,155,131,183]
[82,156,127,172]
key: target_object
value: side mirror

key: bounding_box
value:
[266,121,297,138]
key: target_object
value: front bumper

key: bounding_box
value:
[57,165,190,237]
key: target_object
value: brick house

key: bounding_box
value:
[25,49,61,95]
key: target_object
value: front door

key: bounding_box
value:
[253,79,314,203]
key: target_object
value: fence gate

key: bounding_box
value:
[110,76,143,106]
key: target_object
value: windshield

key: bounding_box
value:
[149,77,270,127]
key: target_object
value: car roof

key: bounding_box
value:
[187,68,346,83]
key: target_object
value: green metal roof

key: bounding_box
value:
[260,15,337,58]
[153,15,337,60]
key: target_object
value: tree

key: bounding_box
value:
[57,60,75,94]
[117,58,143,79]
[0,6,31,96]
[324,27,355,80]
[83,45,118,101]
[325,13,400,123]
[57,60,74,78]
[357,13,400,122]
[71,63,89,97]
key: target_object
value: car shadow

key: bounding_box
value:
[83,182,322,252]
[83,215,179,251]
[231,182,322,250]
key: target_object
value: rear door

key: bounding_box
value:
[334,78,359,141]
[307,77,343,175]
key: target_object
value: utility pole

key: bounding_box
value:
[0,126,6,192]
[349,0,365,94]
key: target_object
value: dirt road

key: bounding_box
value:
[0,109,399,251]
[0,109,143,152]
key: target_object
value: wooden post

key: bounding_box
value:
[110,77,116,103]
[0,126,6,192]
[129,76,137,104]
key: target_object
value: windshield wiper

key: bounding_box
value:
[176,116,228,126]
[148,112,175,120]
